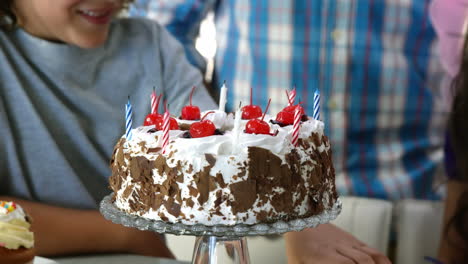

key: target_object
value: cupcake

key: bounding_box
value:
[0,201,35,264]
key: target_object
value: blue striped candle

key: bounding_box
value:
[125,98,133,140]
[313,89,320,120]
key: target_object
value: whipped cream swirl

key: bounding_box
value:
[0,202,34,250]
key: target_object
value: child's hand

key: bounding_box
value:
[285,223,391,264]
[122,228,174,259]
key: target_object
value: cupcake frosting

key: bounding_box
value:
[0,202,34,250]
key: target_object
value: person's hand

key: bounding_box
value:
[284,223,391,264]
[122,227,175,259]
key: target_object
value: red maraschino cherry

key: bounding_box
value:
[181,86,201,120]
[282,105,305,116]
[241,87,262,119]
[144,93,163,126]
[245,99,271,135]
[153,101,179,130]
[155,117,179,131]
[144,113,163,126]
[189,111,216,138]
[276,104,305,125]
[276,111,294,125]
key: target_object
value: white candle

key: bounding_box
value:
[231,104,242,153]
[219,81,228,112]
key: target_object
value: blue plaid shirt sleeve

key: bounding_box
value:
[129,0,448,201]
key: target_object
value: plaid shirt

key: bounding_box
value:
[130,0,447,200]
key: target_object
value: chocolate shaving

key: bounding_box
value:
[229,180,257,214]
[159,214,169,222]
[269,119,289,127]
[256,211,268,222]
[148,147,161,153]
[193,160,215,205]
[205,154,216,167]
[186,198,195,207]
[179,123,191,131]
[215,173,227,188]
[186,164,194,174]
[164,198,181,217]
[122,185,134,199]
[188,185,199,197]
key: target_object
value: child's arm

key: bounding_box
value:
[0,196,174,258]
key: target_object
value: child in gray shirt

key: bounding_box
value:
[0,0,216,258]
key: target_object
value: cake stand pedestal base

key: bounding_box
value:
[100,194,342,264]
[192,236,250,264]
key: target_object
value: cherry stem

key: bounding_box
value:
[250,87,253,106]
[155,94,162,114]
[297,98,304,109]
[201,111,215,121]
[261,98,271,122]
[189,86,196,106]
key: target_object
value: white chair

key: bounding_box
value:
[165,235,196,262]
[394,199,444,264]
[331,197,393,255]
[166,196,394,263]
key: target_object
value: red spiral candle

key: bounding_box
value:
[162,110,170,154]
[288,87,297,106]
[292,107,301,147]
[151,89,158,114]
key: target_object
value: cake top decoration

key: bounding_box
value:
[144,91,163,126]
[189,111,216,138]
[241,87,262,120]
[181,86,201,120]
[245,98,272,135]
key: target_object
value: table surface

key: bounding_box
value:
[36,255,188,264]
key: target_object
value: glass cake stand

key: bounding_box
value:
[100,194,342,264]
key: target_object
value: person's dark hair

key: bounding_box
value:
[447,34,468,251]
[0,0,16,30]
[0,0,135,30]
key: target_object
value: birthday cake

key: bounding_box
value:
[109,88,338,225]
